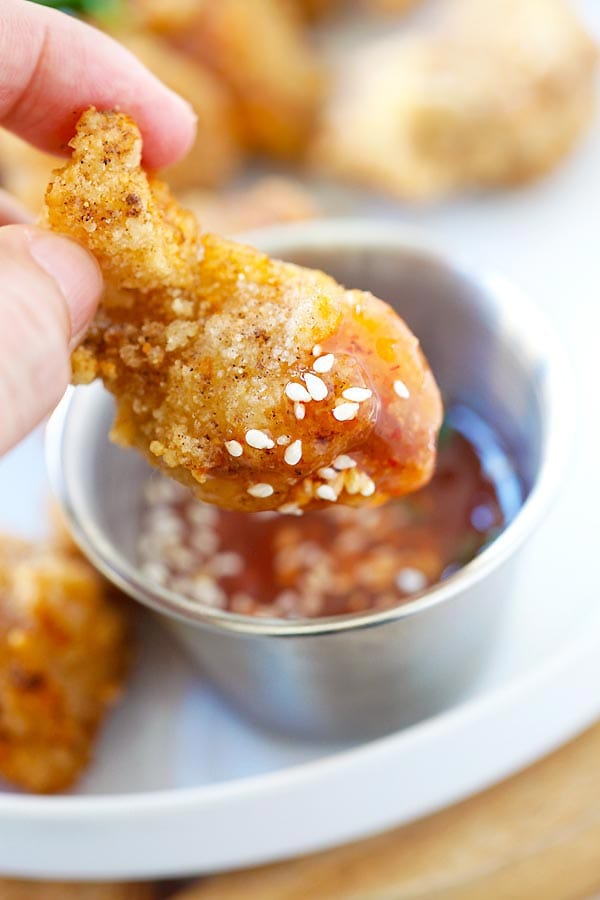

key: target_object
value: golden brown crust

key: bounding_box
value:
[44,109,441,513]
[0,535,130,794]
[313,0,597,200]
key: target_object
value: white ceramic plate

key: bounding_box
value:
[1,0,599,880]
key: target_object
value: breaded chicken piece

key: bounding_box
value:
[0,535,130,794]
[313,0,597,200]
[180,176,319,235]
[163,0,324,159]
[44,109,441,513]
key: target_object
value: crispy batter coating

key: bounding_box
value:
[44,109,441,513]
[163,0,324,158]
[0,535,130,794]
[313,0,597,200]
[180,176,319,235]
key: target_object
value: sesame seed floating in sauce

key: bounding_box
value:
[342,387,373,403]
[395,567,427,593]
[247,483,274,498]
[332,402,360,422]
[294,402,306,420]
[311,344,322,356]
[224,440,243,457]
[278,502,303,516]
[284,440,303,466]
[312,353,335,374]
[316,485,337,502]
[276,435,291,446]
[245,429,275,450]
[393,379,410,399]
[285,382,312,403]
[333,455,356,470]
[304,372,328,401]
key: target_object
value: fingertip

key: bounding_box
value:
[26,228,103,346]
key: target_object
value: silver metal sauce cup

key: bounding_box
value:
[46,221,572,741]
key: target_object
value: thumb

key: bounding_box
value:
[0,225,102,456]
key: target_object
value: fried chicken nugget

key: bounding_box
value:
[44,109,441,513]
[164,0,324,159]
[0,536,130,794]
[313,0,597,200]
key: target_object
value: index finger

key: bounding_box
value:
[0,0,197,171]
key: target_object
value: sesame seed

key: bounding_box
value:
[225,440,243,457]
[333,455,357,470]
[316,485,337,502]
[396,567,427,593]
[278,502,303,516]
[342,387,373,402]
[245,429,275,450]
[247,483,274,498]
[294,402,306,420]
[285,382,312,403]
[355,303,362,315]
[394,379,410,399]
[209,552,243,578]
[304,372,328,401]
[317,467,337,480]
[333,402,360,422]
[359,476,376,497]
[284,440,303,466]
[312,344,322,356]
[276,435,291,446]
[313,353,335,374]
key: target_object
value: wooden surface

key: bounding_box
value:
[173,720,600,900]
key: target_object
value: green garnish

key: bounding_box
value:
[28,0,121,22]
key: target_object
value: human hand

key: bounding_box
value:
[0,0,197,456]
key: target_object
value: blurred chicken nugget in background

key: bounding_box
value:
[313,0,597,200]
[121,33,242,189]
[155,0,325,159]
[0,535,130,794]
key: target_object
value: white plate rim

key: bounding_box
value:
[1,600,599,879]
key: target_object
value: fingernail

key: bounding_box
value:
[28,231,103,346]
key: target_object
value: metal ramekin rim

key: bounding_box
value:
[46,219,575,638]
